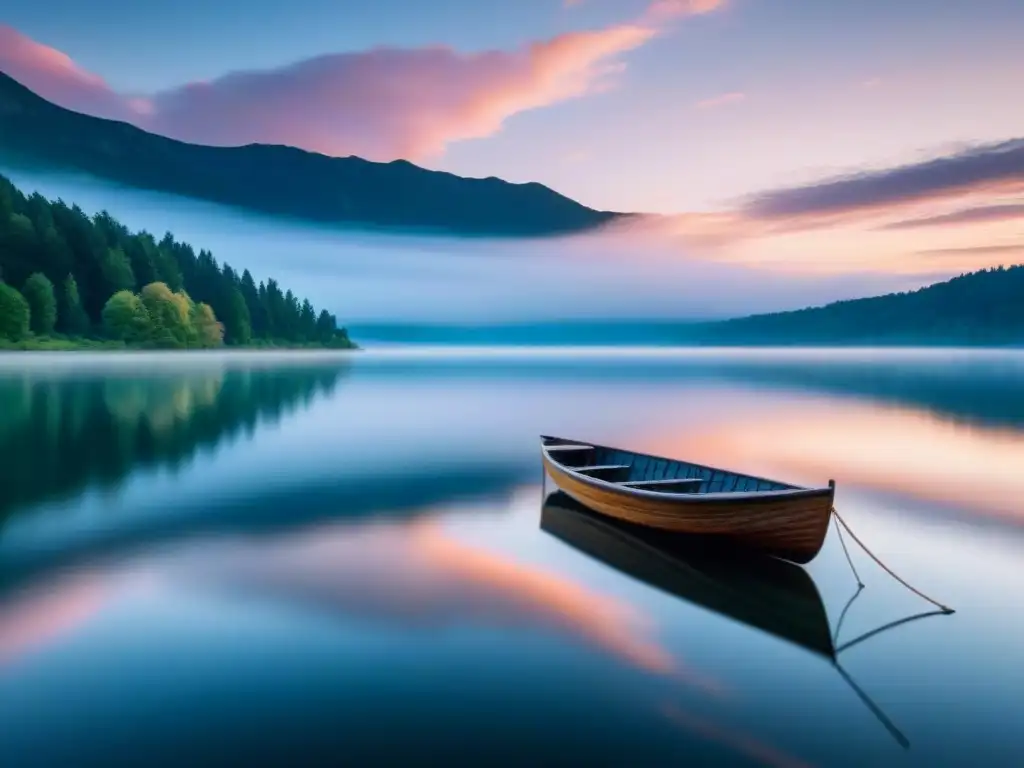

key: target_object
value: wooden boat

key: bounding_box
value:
[540,492,951,751]
[540,434,836,563]
[541,490,835,656]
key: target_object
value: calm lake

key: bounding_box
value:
[0,348,1022,767]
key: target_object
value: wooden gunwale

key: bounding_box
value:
[540,434,834,502]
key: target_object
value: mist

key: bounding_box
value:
[2,167,927,329]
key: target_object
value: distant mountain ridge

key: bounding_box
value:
[681,264,1024,346]
[351,266,1024,346]
[0,71,624,237]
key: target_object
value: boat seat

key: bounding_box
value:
[575,464,632,480]
[621,478,703,489]
[618,481,700,487]
[545,445,594,452]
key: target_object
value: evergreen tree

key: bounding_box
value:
[223,288,252,345]
[59,274,90,335]
[22,272,57,335]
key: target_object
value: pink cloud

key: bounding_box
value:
[148,26,656,162]
[566,0,724,11]
[694,91,746,110]
[643,0,727,23]
[0,25,145,122]
[0,20,667,163]
[0,0,730,162]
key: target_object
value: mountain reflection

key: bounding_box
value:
[0,360,349,521]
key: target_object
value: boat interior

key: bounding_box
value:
[542,435,797,494]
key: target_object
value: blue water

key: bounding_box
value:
[0,348,1022,767]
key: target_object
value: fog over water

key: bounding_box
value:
[3,167,930,326]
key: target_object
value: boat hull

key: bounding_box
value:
[542,454,834,564]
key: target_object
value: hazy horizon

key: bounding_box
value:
[2,166,940,328]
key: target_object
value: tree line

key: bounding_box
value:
[0,172,354,349]
[677,264,1024,346]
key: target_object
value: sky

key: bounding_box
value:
[1,0,1023,283]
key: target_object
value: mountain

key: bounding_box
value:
[0,72,623,237]
[680,265,1024,346]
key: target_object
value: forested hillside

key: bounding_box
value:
[0,173,354,349]
[681,265,1024,346]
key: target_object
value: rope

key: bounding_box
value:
[832,582,865,647]
[834,514,864,588]
[831,507,955,614]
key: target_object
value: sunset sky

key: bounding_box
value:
[2,0,1022,278]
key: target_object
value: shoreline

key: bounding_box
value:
[0,338,360,352]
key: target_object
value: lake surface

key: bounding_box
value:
[1,348,1022,767]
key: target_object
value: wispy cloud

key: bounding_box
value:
[880,203,1024,230]
[742,138,1024,222]
[917,243,1024,258]
[603,137,1024,278]
[694,91,745,110]
[0,2,724,164]
[567,0,726,18]
[643,0,727,23]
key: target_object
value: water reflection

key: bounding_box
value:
[0,568,109,669]
[639,395,1024,526]
[540,492,959,753]
[0,359,348,521]
[157,497,718,691]
[541,492,836,658]
[0,349,1022,766]
[351,348,1024,431]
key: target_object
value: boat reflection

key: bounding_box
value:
[540,491,954,751]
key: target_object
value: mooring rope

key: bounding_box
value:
[831,581,865,647]
[834,514,864,588]
[831,507,955,614]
